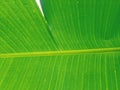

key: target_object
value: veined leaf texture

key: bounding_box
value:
[0,0,120,90]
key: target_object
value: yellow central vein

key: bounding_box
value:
[0,47,120,58]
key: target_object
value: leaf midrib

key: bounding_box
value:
[0,47,120,58]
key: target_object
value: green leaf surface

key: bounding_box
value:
[0,0,120,90]
[41,0,120,49]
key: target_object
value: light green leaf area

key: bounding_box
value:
[0,0,120,90]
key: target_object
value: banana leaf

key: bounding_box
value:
[0,0,120,90]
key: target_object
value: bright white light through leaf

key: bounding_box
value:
[36,0,44,17]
